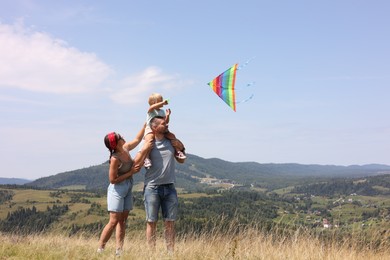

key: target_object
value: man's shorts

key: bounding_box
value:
[143,183,178,222]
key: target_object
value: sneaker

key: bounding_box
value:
[144,158,152,168]
[97,248,104,253]
[175,151,186,159]
[115,248,122,256]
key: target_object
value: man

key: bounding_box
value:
[143,116,186,252]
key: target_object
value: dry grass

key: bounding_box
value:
[1,223,389,260]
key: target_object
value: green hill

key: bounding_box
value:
[26,154,390,192]
[0,178,32,185]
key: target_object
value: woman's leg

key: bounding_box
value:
[115,210,129,251]
[98,212,122,250]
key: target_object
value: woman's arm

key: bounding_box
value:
[109,157,140,184]
[123,124,146,151]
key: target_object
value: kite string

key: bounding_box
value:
[237,56,256,71]
[236,94,254,104]
[236,57,255,104]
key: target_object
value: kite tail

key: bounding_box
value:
[246,81,255,87]
[236,94,254,104]
[242,81,255,88]
[230,81,255,90]
[237,56,256,70]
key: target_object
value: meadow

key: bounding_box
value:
[1,186,389,259]
[1,224,389,260]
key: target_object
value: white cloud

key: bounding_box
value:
[110,66,182,105]
[0,22,113,94]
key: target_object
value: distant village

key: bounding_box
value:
[193,174,390,229]
[199,177,236,189]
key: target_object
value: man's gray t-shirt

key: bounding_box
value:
[144,138,176,186]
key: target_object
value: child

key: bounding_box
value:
[143,93,186,168]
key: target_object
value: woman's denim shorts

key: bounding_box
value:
[107,179,133,212]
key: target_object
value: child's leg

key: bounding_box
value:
[164,131,177,140]
[134,134,154,167]
[143,133,155,167]
[143,133,154,155]
[165,131,186,159]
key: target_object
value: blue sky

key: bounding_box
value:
[1,1,389,180]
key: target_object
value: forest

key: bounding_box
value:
[1,173,389,242]
[291,174,390,196]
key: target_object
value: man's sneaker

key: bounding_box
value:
[115,248,122,256]
[175,151,186,159]
[97,248,104,253]
[144,158,152,168]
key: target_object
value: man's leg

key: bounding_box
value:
[144,185,160,249]
[164,221,175,252]
[146,221,157,248]
[161,184,178,252]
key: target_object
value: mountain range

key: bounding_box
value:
[5,154,388,192]
[0,178,32,185]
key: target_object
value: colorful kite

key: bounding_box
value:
[208,64,238,111]
[208,62,254,112]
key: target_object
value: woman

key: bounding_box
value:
[97,125,151,256]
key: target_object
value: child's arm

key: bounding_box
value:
[148,99,169,113]
[165,108,171,124]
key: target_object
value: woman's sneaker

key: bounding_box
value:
[115,248,122,256]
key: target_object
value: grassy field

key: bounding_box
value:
[1,187,389,259]
[1,225,389,260]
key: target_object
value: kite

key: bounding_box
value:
[208,64,238,111]
[207,60,254,112]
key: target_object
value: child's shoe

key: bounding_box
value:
[175,151,186,159]
[144,158,152,169]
